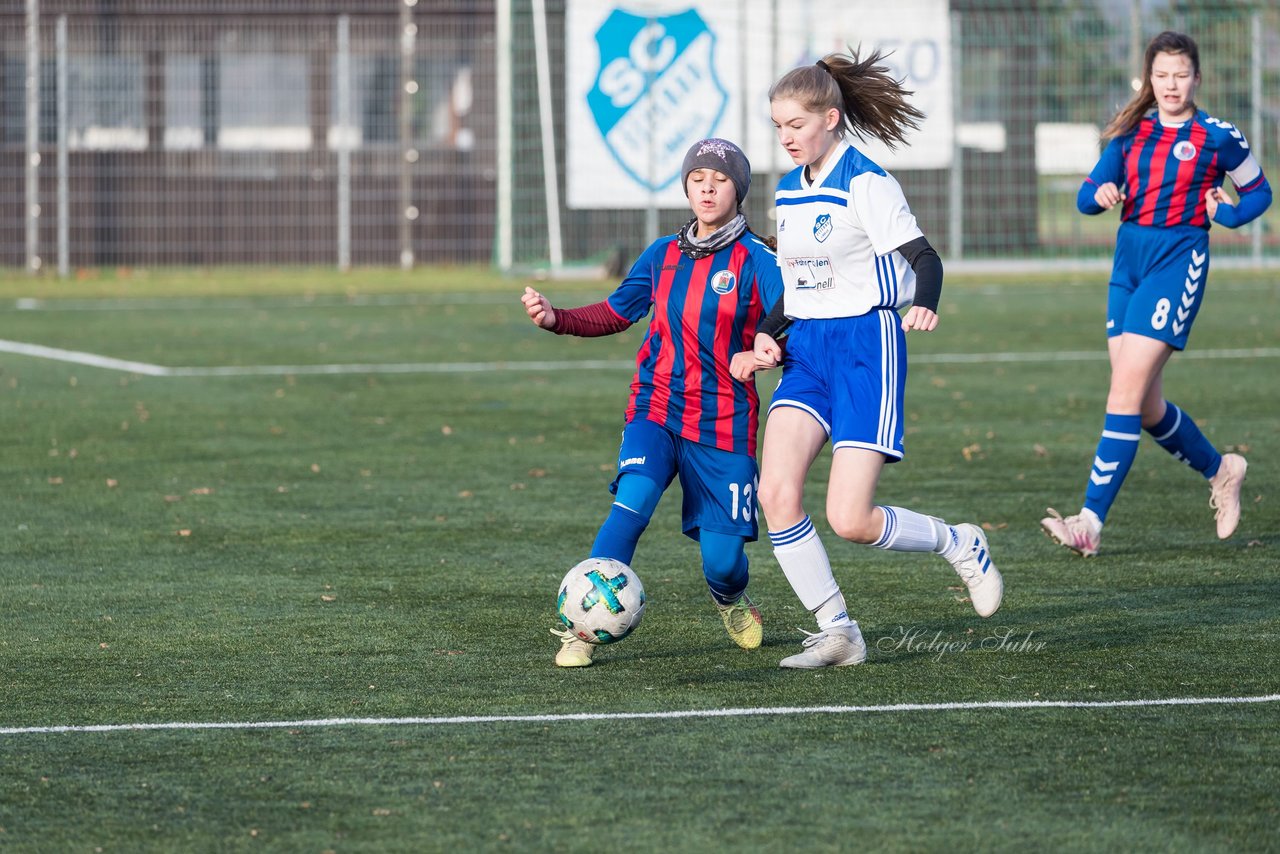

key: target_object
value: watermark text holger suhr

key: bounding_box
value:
[875,626,1047,662]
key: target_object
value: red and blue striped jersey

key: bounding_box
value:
[1080,110,1268,229]
[602,232,783,457]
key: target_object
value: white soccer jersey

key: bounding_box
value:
[775,139,924,318]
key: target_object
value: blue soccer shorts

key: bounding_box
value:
[768,311,907,461]
[1107,221,1210,351]
[610,417,759,541]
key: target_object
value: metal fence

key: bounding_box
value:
[2,0,1278,272]
[1,0,494,270]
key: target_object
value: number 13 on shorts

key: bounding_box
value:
[728,478,758,523]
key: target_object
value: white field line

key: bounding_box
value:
[11,293,530,311]
[0,340,634,375]
[2,693,1277,736]
[5,279,1277,313]
[162,359,638,376]
[0,339,171,375]
[4,338,1280,377]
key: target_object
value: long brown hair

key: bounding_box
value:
[1103,31,1201,140]
[769,47,924,151]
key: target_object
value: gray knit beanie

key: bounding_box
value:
[681,138,751,206]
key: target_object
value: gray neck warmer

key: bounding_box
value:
[678,213,747,259]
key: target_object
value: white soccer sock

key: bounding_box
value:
[873,505,952,554]
[813,592,853,631]
[769,516,847,626]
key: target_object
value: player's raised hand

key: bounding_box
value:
[901,305,938,332]
[1094,181,1125,210]
[521,286,556,329]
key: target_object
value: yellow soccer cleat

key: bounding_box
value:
[715,592,763,650]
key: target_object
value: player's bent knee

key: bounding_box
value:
[828,511,879,544]
[757,480,802,519]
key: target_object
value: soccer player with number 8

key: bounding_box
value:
[1041,31,1271,557]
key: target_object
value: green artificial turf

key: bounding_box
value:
[1,268,1276,852]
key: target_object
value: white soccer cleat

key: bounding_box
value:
[1209,453,1247,539]
[948,523,1003,618]
[550,627,594,668]
[1040,508,1101,558]
[778,623,866,669]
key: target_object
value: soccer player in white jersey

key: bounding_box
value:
[730,49,1003,669]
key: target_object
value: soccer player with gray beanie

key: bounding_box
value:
[523,138,782,667]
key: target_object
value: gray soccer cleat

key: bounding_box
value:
[778,623,867,669]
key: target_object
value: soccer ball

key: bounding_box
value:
[556,558,646,645]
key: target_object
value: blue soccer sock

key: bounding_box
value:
[1146,401,1222,479]
[590,503,649,565]
[1082,413,1142,524]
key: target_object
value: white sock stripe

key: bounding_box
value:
[1150,404,1183,442]
[1101,429,1141,441]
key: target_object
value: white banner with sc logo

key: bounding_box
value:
[565,0,952,210]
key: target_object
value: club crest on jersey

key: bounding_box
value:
[1173,140,1198,161]
[710,269,737,295]
[586,9,728,192]
[813,213,833,243]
